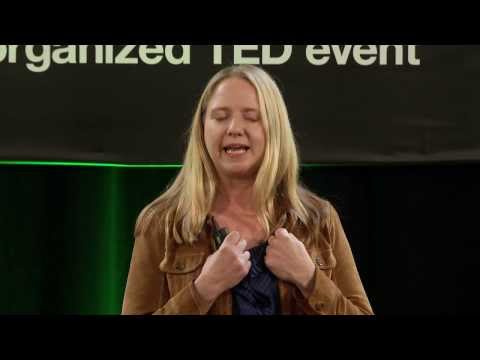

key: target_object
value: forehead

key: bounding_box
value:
[207,77,259,111]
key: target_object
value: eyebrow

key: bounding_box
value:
[210,107,259,113]
[210,107,229,113]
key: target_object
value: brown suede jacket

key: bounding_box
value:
[122,200,374,315]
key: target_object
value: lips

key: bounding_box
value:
[223,144,250,155]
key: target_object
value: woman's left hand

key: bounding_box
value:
[265,228,316,297]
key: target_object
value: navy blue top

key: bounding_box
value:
[209,216,280,315]
[232,242,280,315]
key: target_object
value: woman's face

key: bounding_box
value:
[204,77,266,182]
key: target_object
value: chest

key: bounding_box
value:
[212,212,267,245]
[160,229,336,315]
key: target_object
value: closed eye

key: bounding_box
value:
[211,109,229,122]
[243,110,260,122]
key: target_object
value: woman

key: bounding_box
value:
[121,65,373,315]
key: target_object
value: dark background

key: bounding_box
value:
[1,163,478,315]
[0,45,479,314]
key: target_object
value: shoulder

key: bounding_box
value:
[298,186,331,226]
[128,200,173,269]
[134,198,168,245]
[298,187,344,247]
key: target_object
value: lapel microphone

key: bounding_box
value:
[211,217,229,251]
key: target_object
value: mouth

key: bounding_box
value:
[223,144,251,155]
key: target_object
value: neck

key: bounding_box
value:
[213,177,256,215]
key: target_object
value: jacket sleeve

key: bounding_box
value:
[121,230,214,315]
[293,202,374,315]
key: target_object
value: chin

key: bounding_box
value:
[222,166,257,180]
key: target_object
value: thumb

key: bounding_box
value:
[222,231,240,247]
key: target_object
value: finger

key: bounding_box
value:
[264,253,273,269]
[265,246,276,259]
[288,232,299,242]
[275,228,290,239]
[240,251,251,262]
[267,235,276,246]
[223,231,240,246]
[237,239,247,252]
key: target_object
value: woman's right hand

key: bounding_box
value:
[194,231,251,302]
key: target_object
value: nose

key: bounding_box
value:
[227,117,245,137]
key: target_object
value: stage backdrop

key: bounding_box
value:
[1,45,479,164]
[1,45,480,315]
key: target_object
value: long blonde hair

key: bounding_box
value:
[135,65,327,244]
